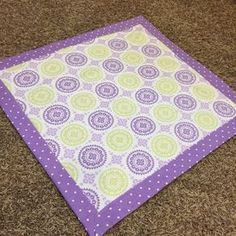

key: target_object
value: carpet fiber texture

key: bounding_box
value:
[0,0,236,235]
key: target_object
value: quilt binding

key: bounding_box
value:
[0,16,236,236]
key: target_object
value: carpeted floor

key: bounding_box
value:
[0,0,236,235]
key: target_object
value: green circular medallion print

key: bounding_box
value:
[99,168,129,197]
[79,66,104,83]
[106,129,133,152]
[61,161,79,182]
[70,92,97,111]
[27,86,55,106]
[193,110,219,131]
[101,33,116,41]
[121,51,144,65]
[1,79,13,92]
[126,31,148,45]
[40,59,65,76]
[87,44,111,60]
[112,98,137,117]
[6,62,27,72]
[191,83,216,101]
[117,73,141,90]
[57,46,76,54]
[60,124,88,146]
[30,117,44,132]
[155,77,180,95]
[151,134,178,159]
[155,56,180,71]
[153,104,178,123]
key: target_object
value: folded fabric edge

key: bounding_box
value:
[0,15,236,236]
[1,79,235,236]
[0,80,98,234]
[94,118,236,235]
[0,16,143,70]
[137,16,236,103]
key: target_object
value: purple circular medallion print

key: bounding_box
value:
[65,53,87,66]
[175,70,196,85]
[108,39,128,51]
[135,88,158,105]
[213,101,236,117]
[175,122,199,142]
[142,45,161,57]
[34,54,50,60]
[174,94,197,111]
[95,82,119,99]
[14,70,39,87]
[83,188,100,209]
[127,150,154,175]
[56,76,80,93]
[82,38,95,44]
[43,105,70,125]
[89,110,114,130]
[45,139,60,157]
[78,145,107,169]
[103,59,124,73]
[131,116,156,135]
[138,65,159,79]
[16,99,27,112]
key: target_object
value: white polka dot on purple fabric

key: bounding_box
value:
[0,15,236,236]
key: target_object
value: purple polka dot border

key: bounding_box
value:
[95,117,235,235]
[0,16,236,236]
[0,80,97,235]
